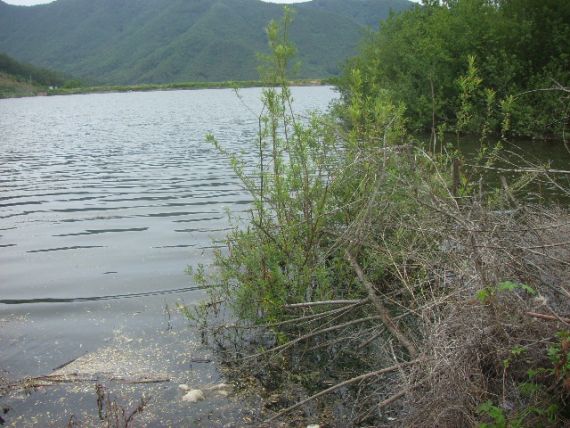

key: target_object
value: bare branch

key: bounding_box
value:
[526,311,570,324]
[466,164,570,175]
[377,378,428,409]
[284,299,366,308]
[241,316,382,361]
[265,358,424,424]
[346,251,418,357]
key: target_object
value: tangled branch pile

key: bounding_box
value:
[190,9,570,427]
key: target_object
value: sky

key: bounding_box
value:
[2,0,312,4]
[4,0,316,3]
[3,0,54,5]
[4,0,421,6]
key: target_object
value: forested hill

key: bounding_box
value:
[0,0,412,85]
[300,0,413,27]
[0,52,65,87]
[0,51,68,98]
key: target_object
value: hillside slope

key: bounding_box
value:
[0,52,67,98]
[299,0,411,27]
[0,0,413,84]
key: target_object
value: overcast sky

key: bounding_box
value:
[3,0,53,5]
[5,0,421,6]
[4,0,314,4]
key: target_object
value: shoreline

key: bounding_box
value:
[0,78,328,100]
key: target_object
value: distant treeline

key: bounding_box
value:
[0,52,67,87]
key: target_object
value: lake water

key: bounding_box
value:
[1,87,568,426]
[0,86,337,426]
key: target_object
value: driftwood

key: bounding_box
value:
[3,373,170,392]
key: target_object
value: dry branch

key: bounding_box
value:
[242,315,382,361]
[526,311,570,323]
[264,358,424,424]
[346,251,418,357]
[271,300,366,327]
[284,299,366,308]
[466,164,570,175]
[377,375,430,410]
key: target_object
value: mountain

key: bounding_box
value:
[0,0,413,85]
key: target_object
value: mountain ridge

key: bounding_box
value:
[0,0,413,84]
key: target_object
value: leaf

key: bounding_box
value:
[518,381,540,397]
[476,288,491,303]
[511,345,526,357]
[497,281,518,292]
[520,284,537,295]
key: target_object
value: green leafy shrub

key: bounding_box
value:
[337,0,570,138]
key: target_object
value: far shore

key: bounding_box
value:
[0,78,329,100]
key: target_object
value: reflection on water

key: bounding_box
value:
[0,87,336,426]
[458,137,570,204]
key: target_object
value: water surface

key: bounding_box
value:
[0,86,336,426]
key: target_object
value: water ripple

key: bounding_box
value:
[0,285,210,305]
[53,227,149,236]
[0,87,336,310]
[27,245,106,253]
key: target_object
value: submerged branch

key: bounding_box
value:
[265,358,424,423]
[4,373,170,392]
[241,315,382,361]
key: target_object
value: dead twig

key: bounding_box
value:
[284,299,366,308]
[241,315,382,361]
[526,311,570,324]
[377,375,431,410]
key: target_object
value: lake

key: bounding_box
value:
[1,86,568,426]
[0,86,337,426]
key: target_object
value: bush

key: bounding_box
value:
[188,7,570,427]
[336,0,570,139]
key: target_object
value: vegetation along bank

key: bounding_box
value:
[189,2,570,427]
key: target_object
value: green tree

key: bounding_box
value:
[338,0,570,138]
